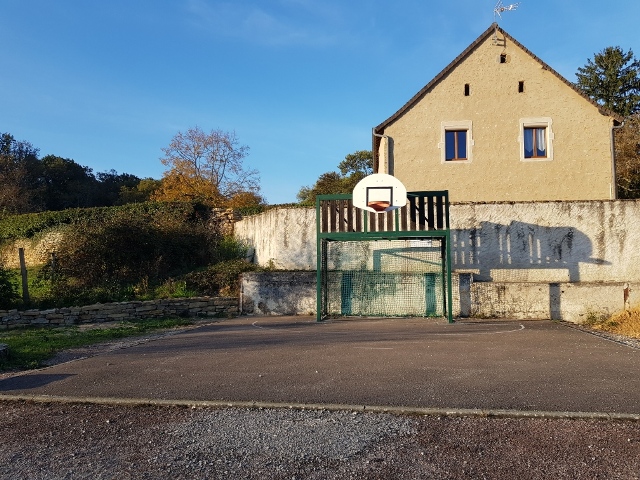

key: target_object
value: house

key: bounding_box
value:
[372,23,624,203]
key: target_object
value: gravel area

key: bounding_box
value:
[1,400,639,479]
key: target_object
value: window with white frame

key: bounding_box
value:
[519,117,554,161]
[440,121,473,163]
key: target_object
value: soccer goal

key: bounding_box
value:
[316,190,453,323]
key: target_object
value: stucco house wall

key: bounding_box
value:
[373,24,621,203]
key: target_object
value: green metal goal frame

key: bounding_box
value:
[316,191,454,323]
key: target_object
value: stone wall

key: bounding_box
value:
[0,297,238,329]
[0,232,63,269]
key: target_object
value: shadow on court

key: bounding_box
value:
[2,316,640,414]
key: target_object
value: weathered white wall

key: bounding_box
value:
[236,200,640,284]
[240,272,638,322]
[235,208,317,269]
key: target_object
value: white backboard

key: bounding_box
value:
[352,173,408,213]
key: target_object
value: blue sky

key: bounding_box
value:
[2,0,639,204]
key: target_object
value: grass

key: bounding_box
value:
[586,305,640,339]
[0,317,193,371]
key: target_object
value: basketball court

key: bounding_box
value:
[1,316,640,416]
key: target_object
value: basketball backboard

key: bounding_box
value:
[352,173,408,213]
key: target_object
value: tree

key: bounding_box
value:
[94,170,141,207]
[615,113,640,198]
[576,46,640,117]
[0,133,42,215]
[152,127,260,207]
[297,150,373,205]
[225,191,266,209]
[338,150,374,177]
[118,178,163,204]
[40,155,97,210]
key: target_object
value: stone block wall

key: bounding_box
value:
[0,297,238,329]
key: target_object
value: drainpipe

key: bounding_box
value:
[611,120,625,200]
[372,130,390,175]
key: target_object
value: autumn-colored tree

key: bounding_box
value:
[225,191,266,209]
[615,114,640,198]
[152,127,260,207]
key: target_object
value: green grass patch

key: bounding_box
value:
[0,317,193,371]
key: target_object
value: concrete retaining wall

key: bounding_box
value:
[236,200,640,283]
[0,297,238,329]
[241,271,470,318]
[240,272,639,323]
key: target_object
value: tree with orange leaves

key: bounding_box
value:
[152,127,261,207]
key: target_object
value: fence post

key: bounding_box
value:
[18,248,30,304]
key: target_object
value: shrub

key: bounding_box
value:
[41,206,214,304]
[210,236,249,264]
[185,259,260,296]
[0,263,19,308]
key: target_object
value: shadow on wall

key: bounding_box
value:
[452,221,610,319]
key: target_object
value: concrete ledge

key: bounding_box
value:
[471,281,640,323]
[1,394,639,422]
[240,271,639,323]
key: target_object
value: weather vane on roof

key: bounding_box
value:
[494,1,520,21]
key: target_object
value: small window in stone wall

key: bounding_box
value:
[499,53,509,64]
[518,81,525,93]
[464,83,470,96]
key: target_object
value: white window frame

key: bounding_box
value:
[519,117,554,162]
[439,120,474,164]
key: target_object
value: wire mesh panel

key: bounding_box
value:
[320,239,447,318]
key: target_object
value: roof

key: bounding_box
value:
[372,23,623,165]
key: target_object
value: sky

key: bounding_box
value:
[2,1,640,205]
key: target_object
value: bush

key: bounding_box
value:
[36,205,215,304]
[185,259,261,296]
[0,263,19,308]
[0,201,210,242]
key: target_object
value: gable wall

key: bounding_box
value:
[380,31,614,202]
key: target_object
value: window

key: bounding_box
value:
[446,131,467,160]
[519,118,554,161]
[440,121,473,163]
[523,127,546,158]
[518,81,524,93]
[464,83,470,96]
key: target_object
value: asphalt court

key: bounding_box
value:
[2,316,640,415]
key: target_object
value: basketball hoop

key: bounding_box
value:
[352,173,408,213]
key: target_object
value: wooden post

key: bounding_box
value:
[51,252,57,282]
[18,248,29,304]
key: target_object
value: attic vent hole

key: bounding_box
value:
[518,81,525,93]
[464,84,470,96]
[499,53,508,64]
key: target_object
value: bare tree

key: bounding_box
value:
[154,127,260,206]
